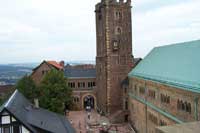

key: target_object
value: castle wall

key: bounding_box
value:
[129,77,200,133]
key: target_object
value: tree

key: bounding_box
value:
[15,75,38,102]
[39,69,72,114]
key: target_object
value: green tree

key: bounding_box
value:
[15,75,38,102]
[39,69,72,114]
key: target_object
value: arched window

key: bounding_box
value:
[188,103,191,113]
[181,101,185,110]
[115,27,122,35]
[167,96,170,103]
[177,99,180,110]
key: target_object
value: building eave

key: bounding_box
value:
[128,74,200,94]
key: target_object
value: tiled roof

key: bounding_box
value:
[0,90,75,133]
[47,61,63,70]
[64,68,96,78]
[129,40,200,93]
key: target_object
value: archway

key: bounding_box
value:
[83,95,95,109]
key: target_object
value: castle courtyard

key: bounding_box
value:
[67,110,134,133]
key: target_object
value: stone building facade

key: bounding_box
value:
[31,61,97,110]
[64,67,96,110]
[31,61,64,85]
[128,40,200,133]
[95,0,133,115]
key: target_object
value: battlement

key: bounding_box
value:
[100,0,131,5]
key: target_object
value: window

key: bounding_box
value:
[73,97,80,103]
[177,99,191,113]
[113,41,118,51]
[68,82,75,88]
[115,27,122,35]
[139,87,145,94]
[148,112,158,125]
[134,85,137,92]
[148,90,156,99]
[160,120,167,126]
[2,116,10,124]
[160,94,170,104]
[115,11,122,20]
[78,82,85,88]
[42,70,48,75]
[88,82,96,88]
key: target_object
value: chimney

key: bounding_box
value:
[34,98,39,108]
[59,61,65,68]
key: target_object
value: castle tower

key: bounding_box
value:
[95,0,133,114]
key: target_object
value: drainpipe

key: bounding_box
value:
[194,97,199,120]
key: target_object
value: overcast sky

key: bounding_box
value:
[0,0,200,64]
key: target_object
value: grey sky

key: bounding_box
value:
[0,0,200,64]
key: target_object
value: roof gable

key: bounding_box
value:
[0,90,75,133]
[129,40,200,93]
[47,61,63,70]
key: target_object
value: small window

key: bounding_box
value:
[115,27,122,35]
[161,94,170,104]
[113,41,118,51]
[139,87,145,94]
[2,116,10,124]
[115,11,122,20]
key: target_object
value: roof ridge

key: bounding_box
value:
[155,39,200,49]
[5,89,18,107]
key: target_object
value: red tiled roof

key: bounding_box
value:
[47,61,63,70]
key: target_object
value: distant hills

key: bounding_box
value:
[0,65,32,85]
[0,60,95,85]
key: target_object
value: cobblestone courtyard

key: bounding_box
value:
[67,110,134,133]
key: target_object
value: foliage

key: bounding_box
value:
[39,69,72,114]
[0,91,14,105]
[15,75,38,102]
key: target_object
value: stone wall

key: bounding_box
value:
[95,0,133,115]
[31,62,53,85]
[129,77,200,133]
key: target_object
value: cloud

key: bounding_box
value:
[0,0,199,63]
[133,0,200,58]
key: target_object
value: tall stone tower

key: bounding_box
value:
[95,0,133,114]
